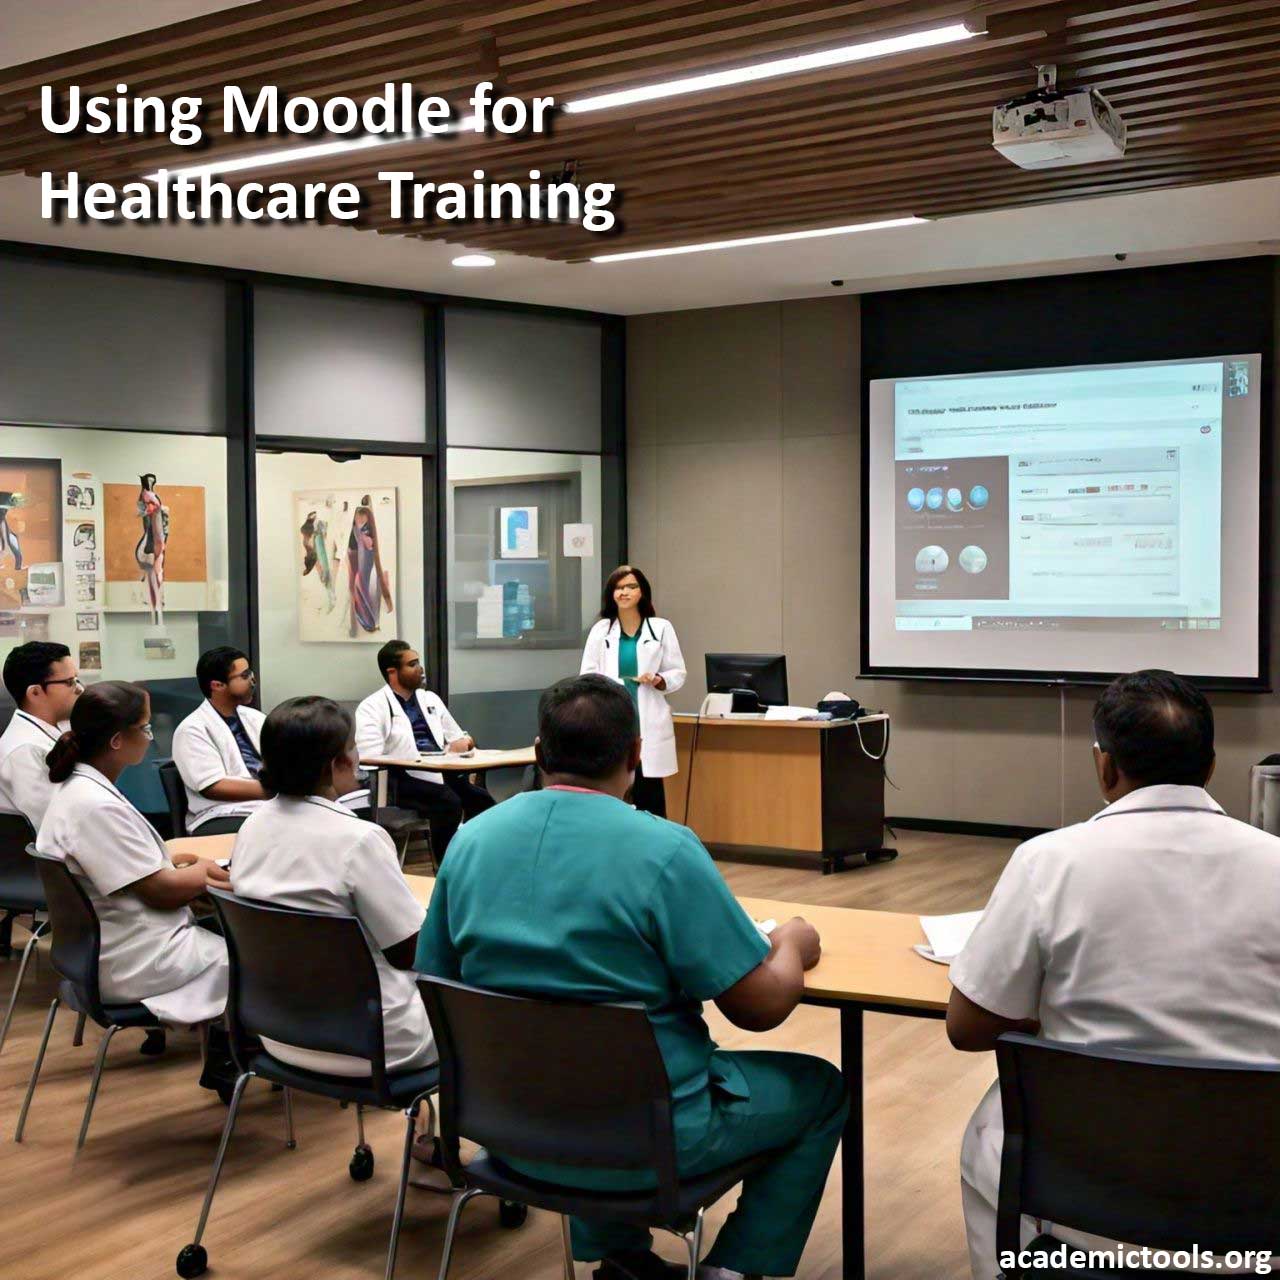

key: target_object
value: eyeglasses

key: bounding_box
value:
[133,723,154,741]
[41,676,83,690]
[228,669,256,683]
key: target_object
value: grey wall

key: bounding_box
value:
[445,308,602,451]
[0,258,225,432]
[627,288,1280,827]
[254,286,427,442]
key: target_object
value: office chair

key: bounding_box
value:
[177,891,524,1280]
[367,767,436,872]
[15,855,167,1149]
[995,1032,1280,1277]
[157,757,188,838]
[0,812,45,1055]
[420,976,778,1280]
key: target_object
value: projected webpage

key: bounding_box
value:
[892,361,1233,634]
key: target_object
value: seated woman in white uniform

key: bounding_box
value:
[36,681,233,1088]
[230,695,436,1080]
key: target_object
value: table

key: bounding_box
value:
[667,715,892,873]
[167,834,236,862]
[361,748,537,808]
[403,873,950,1280]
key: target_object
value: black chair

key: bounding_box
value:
[178,890,467,1280]
[157,757,188,838]
[995,1032,1280,1277]
[0,812,46,1055]
[14,854,166,1149]
[419,976,777,1280]
[367,767,436,871]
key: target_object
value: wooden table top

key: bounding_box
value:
[403,876,950,1013]
[361,747,536,772]
[169,838,949,1014]
[671,713,888,732]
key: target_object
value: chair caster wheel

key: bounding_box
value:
[176,1243,208,1278]
[498,1199,527,1228]
[349,1143,375,1181]
[865,847,898,864]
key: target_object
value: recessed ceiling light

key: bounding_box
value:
[146,23,979,183]
[452,254,496,267]
[591,217,927,262]
[565,24,976,114]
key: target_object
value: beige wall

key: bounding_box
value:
[627,292,1279,827]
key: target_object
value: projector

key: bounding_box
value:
[992,64,1126,169]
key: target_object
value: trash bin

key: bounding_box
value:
[1248,763,1280,835]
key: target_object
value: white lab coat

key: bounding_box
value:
[172,699,267,832]
[36,763,227,1026]
[231,793,435,1077]
[0,710,65,831]
[580,616,686,778]
[354,685,467,785]
[950,785,1280,1278]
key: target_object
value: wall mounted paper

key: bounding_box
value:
[500,506,538,559]
[563,523,594,558]
[103,479,210,616]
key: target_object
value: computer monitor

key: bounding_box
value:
[705,653,789,707]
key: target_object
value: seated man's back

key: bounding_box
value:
[419,786,768,1114]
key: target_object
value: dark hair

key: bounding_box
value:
[1092,669,1215,788]
[196,646,247,698]
[377,639,412,683]
[3,641,71,705]
[537,674,638,780]
[259,696,353,797]
[47,681,148,784]
[600,564,655,622]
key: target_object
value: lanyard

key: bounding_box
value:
[15,711,59,743]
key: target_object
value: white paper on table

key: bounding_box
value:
[913,911,982,965]
[563,523,594,558]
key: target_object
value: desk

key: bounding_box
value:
[403,874,948,1280]
[361,748,536,773]
[167,834,236,862]
[667,715,891,873]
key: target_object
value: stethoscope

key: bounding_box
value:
[15,711,60,743]
[603,618,661,650]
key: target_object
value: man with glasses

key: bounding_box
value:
[173,646,269,834]
[0,641,81,832]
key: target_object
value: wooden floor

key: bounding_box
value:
[0,829,1013,1280]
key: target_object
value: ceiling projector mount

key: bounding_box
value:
[992,63,1127,169]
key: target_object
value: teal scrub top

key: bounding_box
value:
[416,789,770,1123]
[617,626,640,712]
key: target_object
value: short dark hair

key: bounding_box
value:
[3,641,71,705]
[197,646,247,698]
[600,564,656,622]
[258,696,353,797]
[1093,669,1215,788]
[377,639,412,683]
[537,674,638,780]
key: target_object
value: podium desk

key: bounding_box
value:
[667,714,891,874]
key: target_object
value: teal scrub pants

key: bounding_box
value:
[570,1051,849,1278]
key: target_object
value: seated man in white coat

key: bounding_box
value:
[0,641,81,832]
[948,669,1280,1279]
[172,647,268,835]
[0,641,82,955]
[354,639,493,857]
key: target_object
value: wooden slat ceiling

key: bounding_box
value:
[3,0,1279,262]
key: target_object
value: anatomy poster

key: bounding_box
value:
[103,478,210,616]
[294,488,397,642]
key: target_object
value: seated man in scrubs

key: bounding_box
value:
[948,669,1280,1278]
[417,673,848,1280]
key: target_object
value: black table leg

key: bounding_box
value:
[841,1004,865,1280]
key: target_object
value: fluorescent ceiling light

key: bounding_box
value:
[591,216,927,262]
[147,22,977,183]
[452,253,496,267]
[564,24,976,114]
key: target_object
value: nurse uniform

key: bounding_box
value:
[230,793,435,1077]
[36,763,227,1026]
